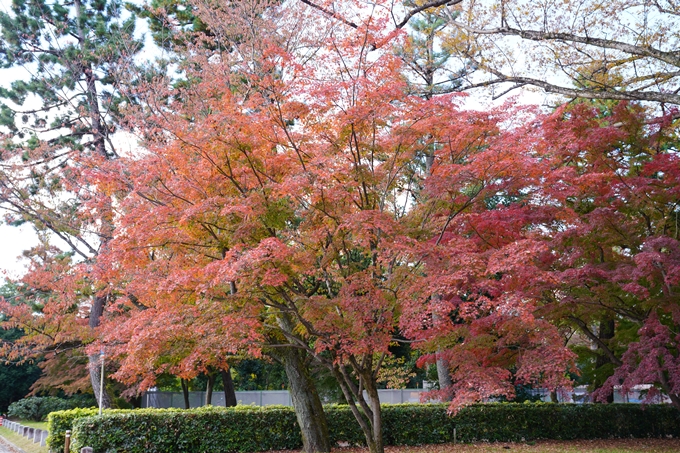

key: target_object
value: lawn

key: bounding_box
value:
[9,420,49,430]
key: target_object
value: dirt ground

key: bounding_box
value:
[332,439,680,453]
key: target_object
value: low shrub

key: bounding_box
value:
[7,395,97,422]
[65,403,680,453]
[71,406,300,453]
[47,407,100,451]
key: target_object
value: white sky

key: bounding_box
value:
[0,223,37,279]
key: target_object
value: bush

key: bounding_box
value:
[71,406,301,453]
[65,403,680,453]
[7,395,97,422]
[47,407,101,451]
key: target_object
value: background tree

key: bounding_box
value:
[0,0,143,407]
[0,282,41,413]
[534,101,680,407]
[399,102,578,406]
[439,0,680,106]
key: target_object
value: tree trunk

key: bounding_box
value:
[89,294,111,409]
[221,368,237,407]
[206,373,215,405]
[181,378,190,409]
[432,298,453,400]
[332,361,384,453]
[88,352,111,410]
[435,350,453,400]
[363,373,384,453]
[280,347,331,453]
[550,390,558,403]
[594,317,616,403]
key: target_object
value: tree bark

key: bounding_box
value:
[431,299,453,400]
[594,317,616,403]
[435,351,453,400]
[332,360,384,453]
[206,373,215,405]
[280,346,331,453]
[88,294,111,409]
[88,352,111,410]
[274,312,331,453]
[221,368,237,407]
[181,378,190,409]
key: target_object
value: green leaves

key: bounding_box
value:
[58,403,680,452]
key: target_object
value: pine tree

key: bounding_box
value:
[0,0,143,408]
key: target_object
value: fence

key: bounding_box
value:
[142,385,672,409]
[142,389,429,408]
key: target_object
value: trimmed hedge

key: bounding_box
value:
[60,403,679,453]
[71,406,300,453]
[47,407,134,451]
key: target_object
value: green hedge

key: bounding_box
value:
[58,403,679,453]
[71,406,300,453]
[47,407,134,451]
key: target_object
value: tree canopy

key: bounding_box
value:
[0,2,679,453]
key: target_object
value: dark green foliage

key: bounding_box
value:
[0,0,141,142]
[70,406,301,453]
[47,407,108,450]
[449,403,680,442]
[0,328,41,413]
[58,403,680,453]
[7,395,96,421]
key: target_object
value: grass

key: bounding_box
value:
[0,425,49,453]
[12,420,48,431]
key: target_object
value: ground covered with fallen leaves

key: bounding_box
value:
[331,439,680,453]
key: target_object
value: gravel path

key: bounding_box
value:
[0,436,24,453]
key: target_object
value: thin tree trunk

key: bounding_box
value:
[432,297,453,400]
[363,371,384,453]
[181,378,190,409]
[594,317,616,403]
[89,294,111,409]
[206,373,215,405]
[221,368,237,407]
[332,361,384,453]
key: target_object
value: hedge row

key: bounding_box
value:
[47,407,132,450]
[48,403,680,453]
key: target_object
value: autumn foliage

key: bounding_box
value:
[1,1,679,452]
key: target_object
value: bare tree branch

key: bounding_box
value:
[396,0,464,29]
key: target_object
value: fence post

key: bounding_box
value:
[64,429,71,453]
